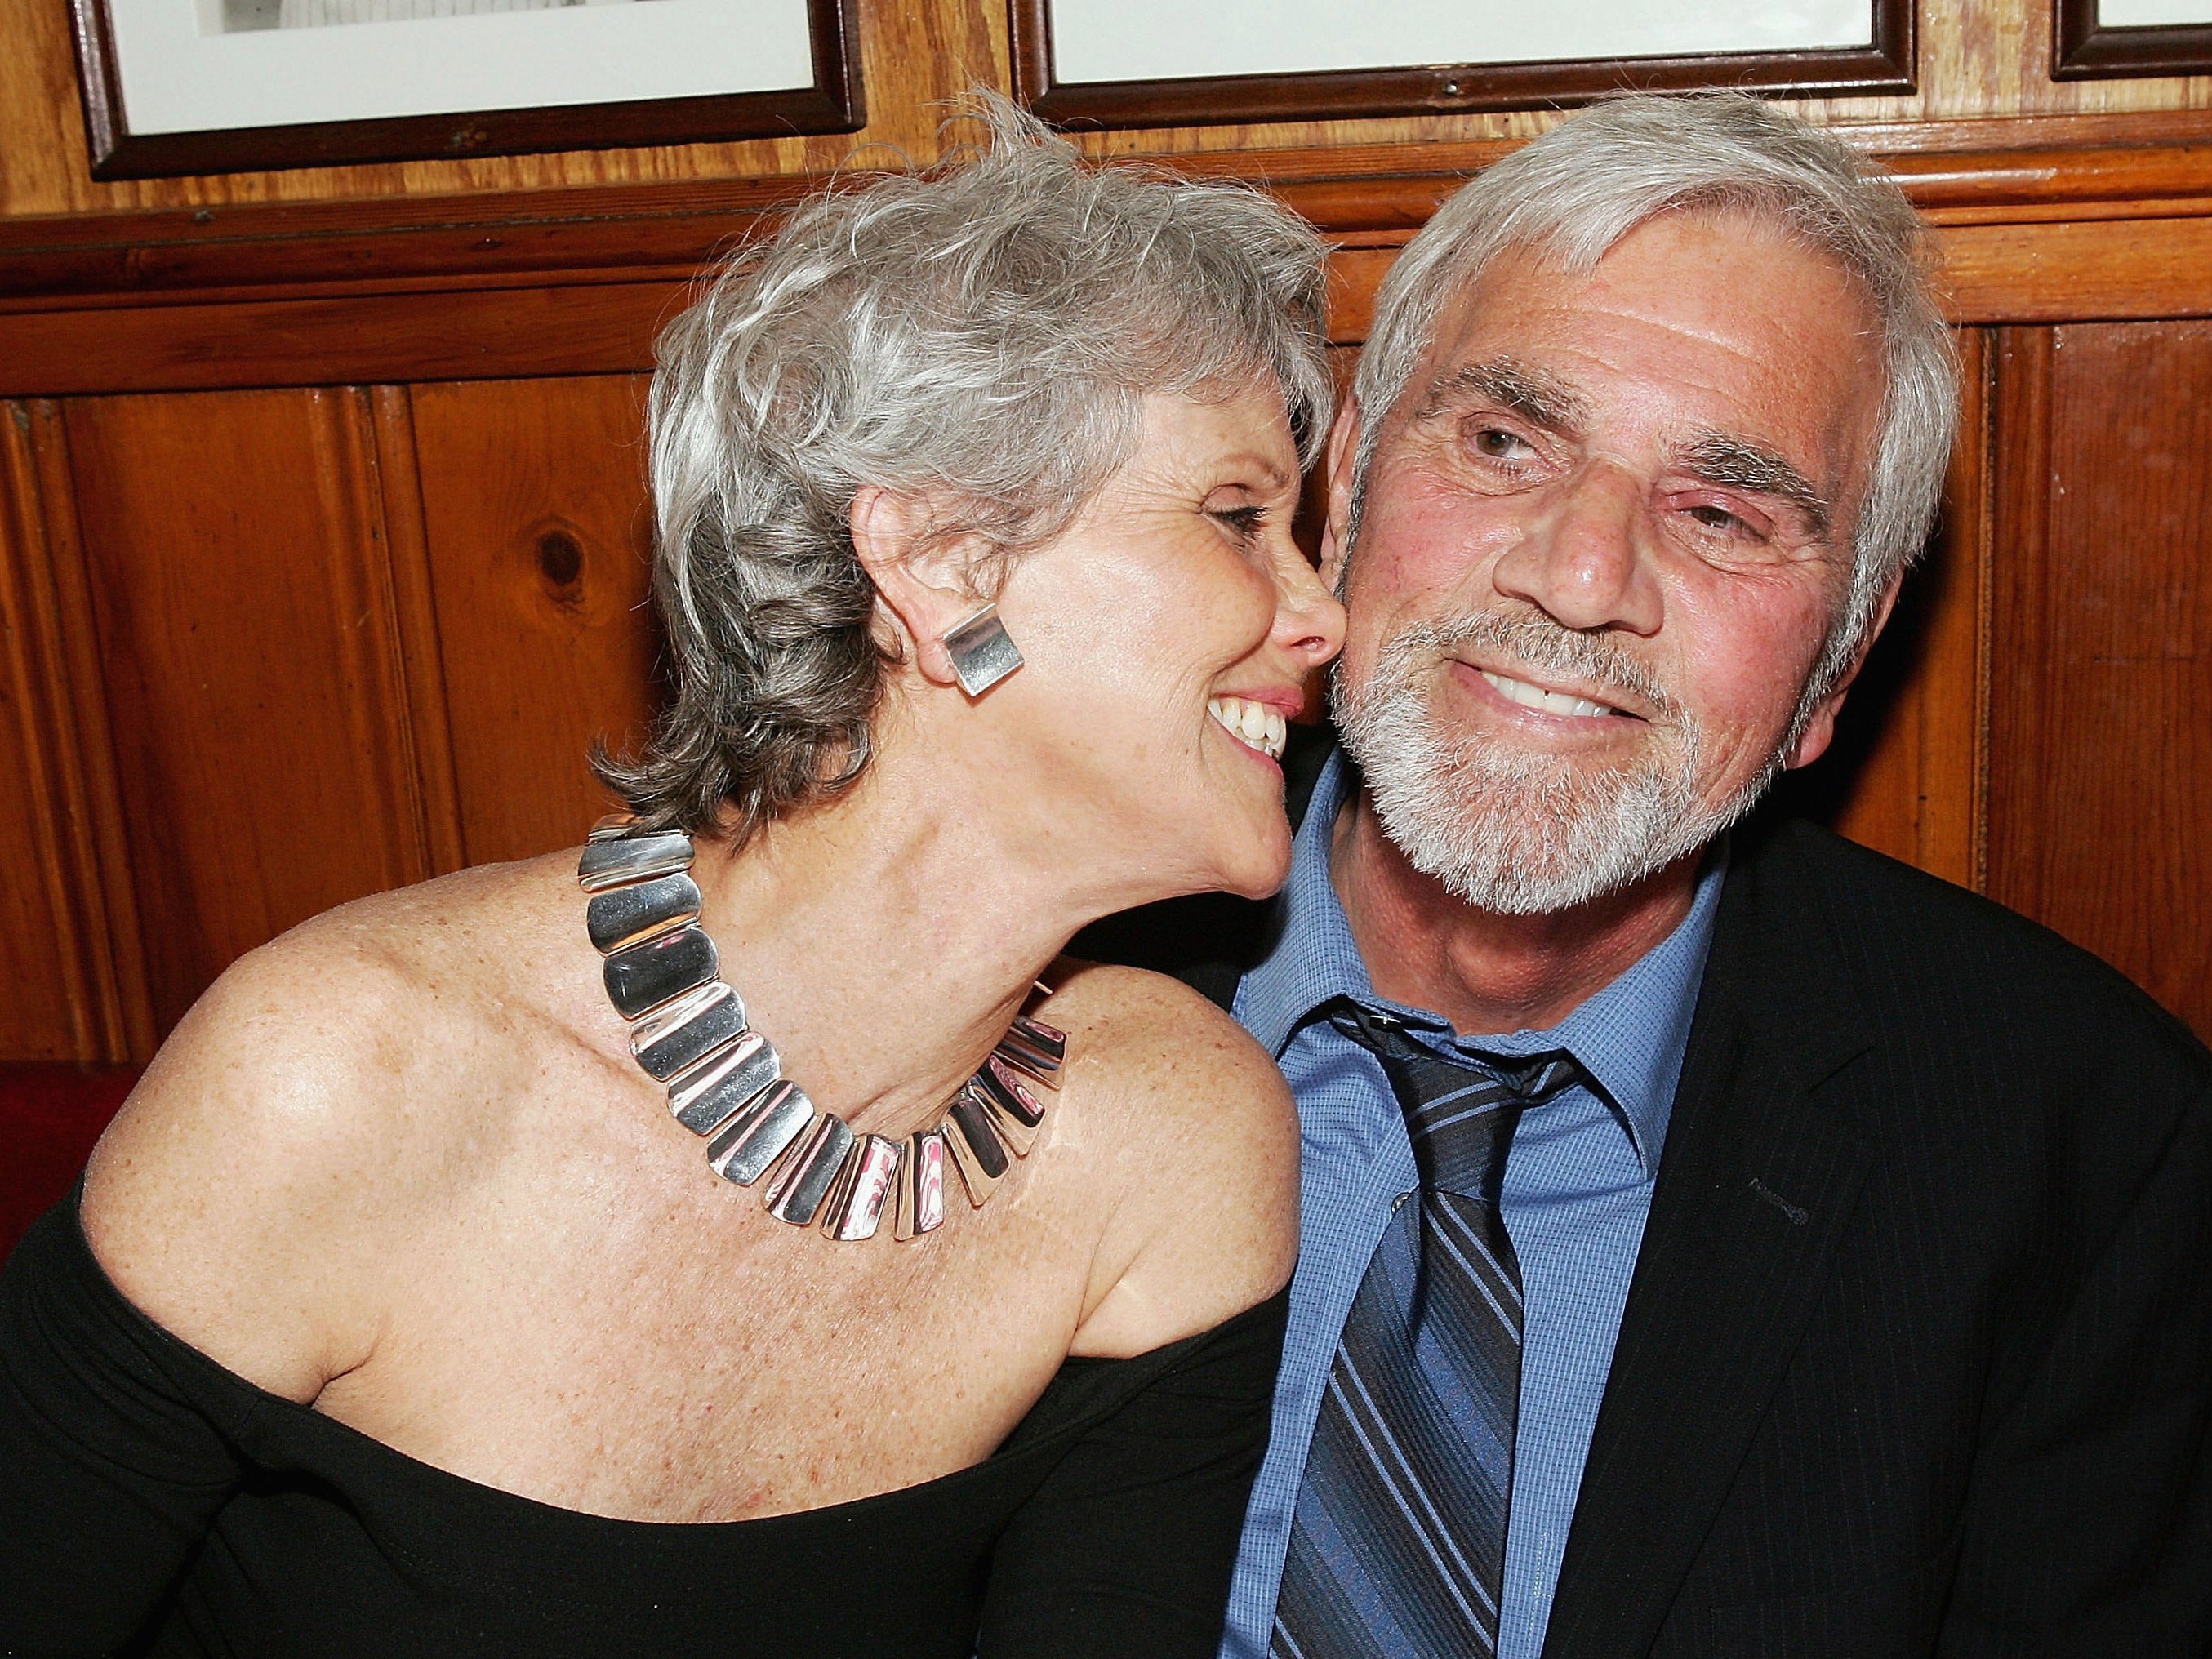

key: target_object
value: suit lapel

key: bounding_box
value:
[1542,830,1877,1659]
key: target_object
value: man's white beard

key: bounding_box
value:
[1331,610,1784,916]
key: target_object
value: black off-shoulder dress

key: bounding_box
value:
[0,1191,1288,1658]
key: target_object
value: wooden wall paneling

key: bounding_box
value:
[19,201,2212,405]
[1987,322,2212,1038]
[1317,214,2212,380]
[13,133,2212,315]
[26,398,157,1060]
[0,400,149,1060]
[372,386,467,878]
[1938,329,1995,891]
[1778,329,1991,887]
[63,387,439,1034]
[0,281,690,399]
[403,376,662,866]
[1323,242,1403,346]
[1938,213,2212,323]
[1986,327,2055,936]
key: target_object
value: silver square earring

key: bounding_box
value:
[940,603,1023,696]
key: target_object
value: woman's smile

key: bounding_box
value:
[1207,695,1291,762]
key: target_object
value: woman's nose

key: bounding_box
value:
[1492,458,1664,637]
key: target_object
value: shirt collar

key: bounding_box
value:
[1236,745,1725,1175]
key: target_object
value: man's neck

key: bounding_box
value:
[1329,784,1703,1034]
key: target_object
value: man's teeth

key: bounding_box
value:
[1208,696,1288,760]
[1479,669,1618,719]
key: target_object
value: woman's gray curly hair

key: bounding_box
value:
[595,101,1334,840]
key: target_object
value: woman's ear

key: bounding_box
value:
[850,487,990,687]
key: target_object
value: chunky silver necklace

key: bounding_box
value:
[580,818,1065,1243]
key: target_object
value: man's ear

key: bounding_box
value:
[1316,399,1364,595]
[850,486,990,688]
[1785,572,1906,770]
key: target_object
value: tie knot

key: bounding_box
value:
[1328,1004,1585,1199]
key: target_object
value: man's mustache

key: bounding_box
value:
[1371,607,1687,727]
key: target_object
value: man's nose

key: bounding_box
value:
[1489,457,1663,636]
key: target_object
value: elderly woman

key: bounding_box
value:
[0,116,1343,1657]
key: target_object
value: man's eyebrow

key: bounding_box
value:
[1680,432,1833,540]
[1416,357,1589,434]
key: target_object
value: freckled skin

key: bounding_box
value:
[1323,209,1894,1031]
[77,387,1342,1526]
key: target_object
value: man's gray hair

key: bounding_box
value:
[599,102,1333,838]
[1351,92,1959,703]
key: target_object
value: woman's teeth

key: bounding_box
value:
[1478,669,1619,719]
[1208,696,1288,760]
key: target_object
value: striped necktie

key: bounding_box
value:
[1273,1005,1585,1659]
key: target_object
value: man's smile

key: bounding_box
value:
[1475,666,1629,721]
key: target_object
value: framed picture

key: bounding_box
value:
[1013,0,1916,129]
[69,0,862,179]
[2054,0,2212,77]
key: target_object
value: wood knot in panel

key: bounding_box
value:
[531,522,590,612]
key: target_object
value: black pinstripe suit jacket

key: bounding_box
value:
[1079,734,2212,1658]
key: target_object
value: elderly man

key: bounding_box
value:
[1093,94,2211,1658]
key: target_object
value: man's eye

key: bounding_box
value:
[1211,505,1266,539]
[1687,503,1745,533]
[1471,428,1530,460]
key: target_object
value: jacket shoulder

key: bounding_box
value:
[1739,816,2211,1092]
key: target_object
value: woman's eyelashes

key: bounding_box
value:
[1207,502,1269,544]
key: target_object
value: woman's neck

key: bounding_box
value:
[681,712,1116,1139]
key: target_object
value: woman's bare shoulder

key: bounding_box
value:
[1039,961,1298,1359]
[79,854,577,1398]
[1039,963,1290,1140]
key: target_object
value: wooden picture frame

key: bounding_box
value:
[1013,0,1915,128]
[69,0,862,180]
[2054,0,2212,78]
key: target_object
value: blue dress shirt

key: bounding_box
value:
[1222,749,1724,1659]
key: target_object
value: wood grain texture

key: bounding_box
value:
[3,0,2210,216]
[0,403,147,1060]
[1939,213,2212,322]
[0,281,692,398]
[13,130,2212,314]
[1326,215,2212,351]
[0,0,1002,216]
[403,376,661,865]
[12,208,2212,402]
[372,385,468,878]
[62,388,437,1034]
[1987,322,2212,1038]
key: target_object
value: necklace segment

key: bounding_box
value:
[581,818,1065,1243]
